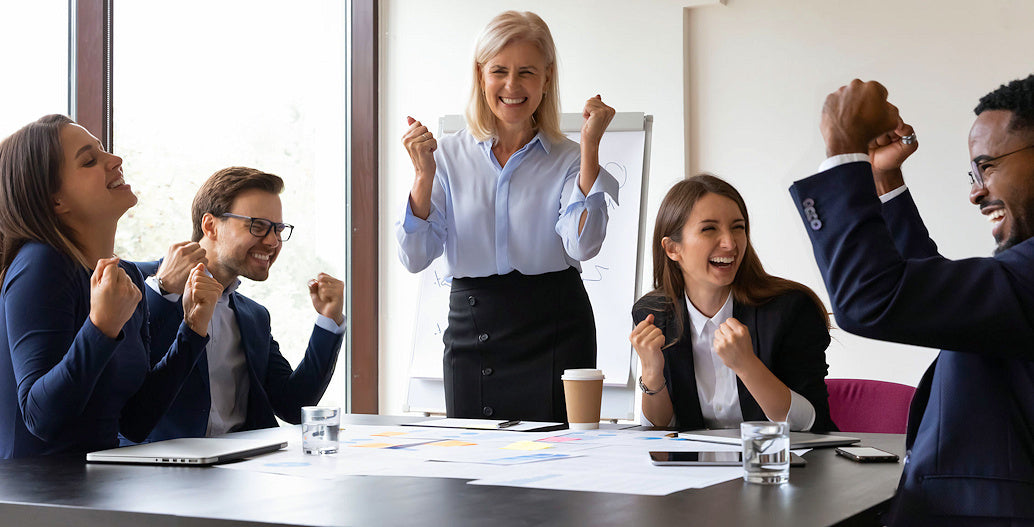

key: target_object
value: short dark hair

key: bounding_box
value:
[191,166,284,242]
[0,114,91,276]
[974,74,1034,134]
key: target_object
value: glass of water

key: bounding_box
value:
[740,421,790,484]
[301,406,340,455]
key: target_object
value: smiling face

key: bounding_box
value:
[52,124,137,229]
[202,188,283,285]
[663,192,747,304]
[479,39,550,132]
[968,109,1034,255]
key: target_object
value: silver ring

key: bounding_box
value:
[900,134,916,145]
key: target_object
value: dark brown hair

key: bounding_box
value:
[645,175,830,340]
[0,114,91,276]
[191,166,284,242]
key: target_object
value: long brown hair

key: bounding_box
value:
[0,114,91,278]
[645,175,830,340]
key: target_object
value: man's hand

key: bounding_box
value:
[309,273,345,326]
[156,241,208,295]
[182,263,221,336]
[821,79,900,157]
[868,119,919,194]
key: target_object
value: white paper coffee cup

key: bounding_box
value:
[562,369,605,430]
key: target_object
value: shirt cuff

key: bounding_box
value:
[785,389,817,432]
[879,185,908,203]
[564,165,620,211]
[315,314,347,335]
[818,153,870,173]
[401,198,430,234]
[145,274,182,302]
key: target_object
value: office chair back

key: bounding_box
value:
[825,378,916,434]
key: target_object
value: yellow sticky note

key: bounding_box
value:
[353,442,393,448]
[502,441,552,451]
[372,431,410,437]
[433,440,477,447]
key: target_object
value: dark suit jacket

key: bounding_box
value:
[134,260,343,440]
[632,290,836,433]
[791,161,1034,526]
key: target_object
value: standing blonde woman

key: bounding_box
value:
[0,115,221,458]
[397,11,617,422]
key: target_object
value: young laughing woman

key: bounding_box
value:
[0,115,221,458]
[631,175,836,432]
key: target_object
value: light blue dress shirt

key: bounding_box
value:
[396,129,619,279]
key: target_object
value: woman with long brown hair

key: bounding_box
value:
[630,175,836,432]
[0,115,221,458]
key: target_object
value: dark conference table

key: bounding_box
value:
[0,414,905,527]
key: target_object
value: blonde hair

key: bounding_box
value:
[464,11,563,143]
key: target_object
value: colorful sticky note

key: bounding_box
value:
[503,441,553,451]
[432,440,477,447]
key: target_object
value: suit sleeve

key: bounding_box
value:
[790,161,1034,357]
[262,325,343,424]
[770,292,836,433]
[117,264,208,443]
[881,189,940,259]
[4,253,121,443]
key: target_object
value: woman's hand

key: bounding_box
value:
[403,116,437,180]
[713,317,759,374]
[868,118,918,194]
[630,314,666,381]
[403,116,438,220]
[580,95,616,147]
[182,263,221,336]
[89,258,143,339]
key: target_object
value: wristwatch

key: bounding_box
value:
[638,376,663,395]
[155,275,171,296]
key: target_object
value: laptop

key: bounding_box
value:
[677,429,860,449]
[87,437,287,466]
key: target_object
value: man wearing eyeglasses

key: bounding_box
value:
[789,74,1034,526]
[135,166,344,441]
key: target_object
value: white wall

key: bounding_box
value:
[378,0,1034,415]
[684,0,1034,388]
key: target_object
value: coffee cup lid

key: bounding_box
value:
[561,368,604,381]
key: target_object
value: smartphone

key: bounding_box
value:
[649,451,806,467]
[834,446,899,463]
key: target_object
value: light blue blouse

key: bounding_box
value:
[396,129,619,279]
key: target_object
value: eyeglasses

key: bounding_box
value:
[968,144,1034,188]
[220,213,294,241]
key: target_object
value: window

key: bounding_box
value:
[111,1,351,407]
[0,1,69,136]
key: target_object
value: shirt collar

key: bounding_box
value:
[476,128,551,155]
[684,291,734,338]
[220,279,242,303]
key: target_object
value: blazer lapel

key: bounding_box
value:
[733,301,765,421]
[667,295,706,429]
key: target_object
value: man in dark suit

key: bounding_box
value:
[790,76,1034,525]
[138,166,344,440]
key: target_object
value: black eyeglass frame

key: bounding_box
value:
[219,212,294,241]
[968,144,1034,188]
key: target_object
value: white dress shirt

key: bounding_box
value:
[395,129,619,279]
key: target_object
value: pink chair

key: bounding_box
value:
[825,379,916,434]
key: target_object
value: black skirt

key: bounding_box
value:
[443,267,596,422]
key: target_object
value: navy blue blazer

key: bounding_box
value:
[632,290,836,433]
[791,161,1034,525]
[0,244,207,458]
[134,260,343,440]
